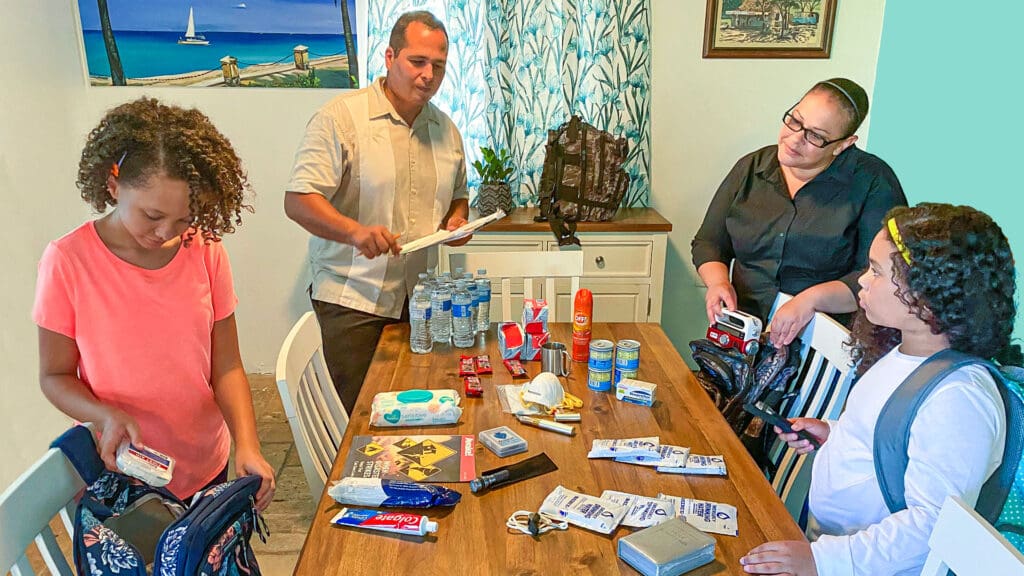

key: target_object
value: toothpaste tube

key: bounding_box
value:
[115,441,174,487]
[658,494,738,536]
[330,508,438,536]
[656,454,727,476]
[328,478,461,508]
[538,485,627,534]
[587,437,661,459]
[600,490,676,528]
[614,444,690,468]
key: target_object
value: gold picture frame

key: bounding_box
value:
[703,0,836,59]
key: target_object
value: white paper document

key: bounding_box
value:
[399,209,507,255]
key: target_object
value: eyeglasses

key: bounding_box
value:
[782,107,846,148]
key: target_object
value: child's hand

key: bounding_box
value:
[235,447,276,511]
[98,407,143,471]
[740,540,818,575]
[775,418,829,454]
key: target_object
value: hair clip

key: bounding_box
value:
[110,150,128,178]
[887,218,912,265]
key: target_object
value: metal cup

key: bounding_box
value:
[541,342,572,377]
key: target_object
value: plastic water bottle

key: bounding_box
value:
[430,277,452,344]
[466,280,479,333]
[409,285,433,354]
[452,280,475,348]
[475,269,491,333]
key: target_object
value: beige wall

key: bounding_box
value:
[649,0,887,353]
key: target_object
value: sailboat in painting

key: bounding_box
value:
[177,7,209,45]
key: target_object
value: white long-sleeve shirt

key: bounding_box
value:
[808,346,1005,576]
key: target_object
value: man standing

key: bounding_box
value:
[285,11,470,413]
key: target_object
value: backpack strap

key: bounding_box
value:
[873,349,1018,522]
[50,424,106,485]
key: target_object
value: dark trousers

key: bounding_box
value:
[311,296,408,414]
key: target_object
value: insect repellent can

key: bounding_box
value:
[614,339,641,370]
[588,368,613,392]
[588,340,615,371]
[614,367,639,386]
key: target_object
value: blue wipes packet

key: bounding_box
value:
[328,477,462,507]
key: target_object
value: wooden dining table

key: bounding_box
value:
[294,323,805,576]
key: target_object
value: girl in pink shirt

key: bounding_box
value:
[33,97,275,508]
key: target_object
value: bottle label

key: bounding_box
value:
[411,307,431,321]
[453,304,471,318]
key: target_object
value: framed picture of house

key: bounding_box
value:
[703,0,836,59]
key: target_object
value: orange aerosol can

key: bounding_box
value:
[571,289,593,362]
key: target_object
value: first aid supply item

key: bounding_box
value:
[498,322,525,360]
[615,445,690,469]
[616,377,657,406]
[330,508,437,536]
[538,485,627,534]
[588,437,661,459]
[516,415,575,436]
[478,426,528,457]
[369,389,462,427]
[658,494,738,536]
[328,477,461,508]
[600,490,676,529]
[656,454,727,476]
[115,441,174,487]
[617,517,716,576]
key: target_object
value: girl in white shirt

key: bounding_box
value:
[740,203,1021,576]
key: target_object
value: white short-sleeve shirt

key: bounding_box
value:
[286,77,469,318]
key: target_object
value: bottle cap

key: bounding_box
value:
[477,268,486,275]
[425,521,439,533]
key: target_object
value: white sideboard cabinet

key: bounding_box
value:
[438,208,671,323]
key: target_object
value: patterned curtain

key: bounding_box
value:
[367,0,651,207]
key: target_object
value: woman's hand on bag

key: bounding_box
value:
[775,418,829,454]
[768,294,815,348]
[704,281,738,324]
[98,406,143,471]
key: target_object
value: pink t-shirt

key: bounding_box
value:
[33,221,235,498]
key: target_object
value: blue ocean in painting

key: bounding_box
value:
[82,30,356,78]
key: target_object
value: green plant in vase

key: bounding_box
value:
[473,147,515,216]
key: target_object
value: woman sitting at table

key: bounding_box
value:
[691,78,906,348]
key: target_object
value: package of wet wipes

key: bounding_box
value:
[588,437,661,459]
[658,494,738,536]
[600,490,676,528]
[369,389,462,427]
[615,444,690,468]
[656,454,727,476]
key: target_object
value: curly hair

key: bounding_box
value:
[848,203,1022,375]
[76,97,252,243]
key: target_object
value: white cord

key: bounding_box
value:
[506,510,569,535]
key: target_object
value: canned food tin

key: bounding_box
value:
[614,339,641,370]
[588,339,615,371]
[614,367,639,386]
[588,368,613,392]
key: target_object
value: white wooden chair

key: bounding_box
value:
[766,293,857,527]
[0,435,84,575]
[448,251,584,322]
[275,311,349,502]
[920,495,1024,575]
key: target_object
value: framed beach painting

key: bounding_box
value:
[703,0,836,59]
[76,0,359,88]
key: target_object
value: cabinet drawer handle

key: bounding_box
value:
[595,256,605,268]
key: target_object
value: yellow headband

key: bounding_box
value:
[887,218,911,265]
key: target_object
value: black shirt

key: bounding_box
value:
[692,145,906,322]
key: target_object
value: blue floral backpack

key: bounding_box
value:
[874,350,1024,552]
[52,425,269,576]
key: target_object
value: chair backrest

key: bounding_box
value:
[921,495,1024,576]
[275,311,349,502]
[766,293,856,525]
[0,438,84,575]
[448,251,584,322]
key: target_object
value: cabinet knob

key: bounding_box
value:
[595,255,605,268]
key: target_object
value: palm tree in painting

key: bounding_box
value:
[97,0,126,85]
[334,0,358,87]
